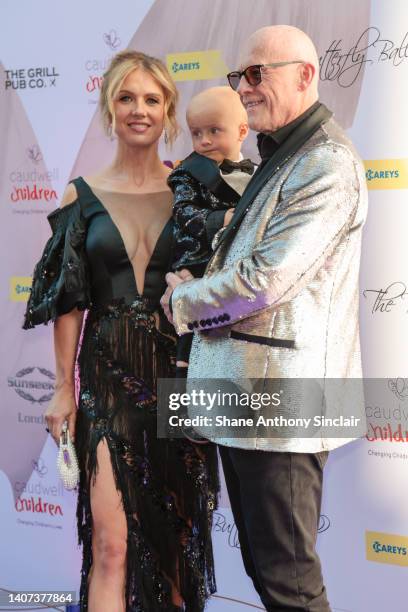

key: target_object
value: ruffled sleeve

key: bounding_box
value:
[23,200,91,329]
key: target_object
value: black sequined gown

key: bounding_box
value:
[23,177,219,612]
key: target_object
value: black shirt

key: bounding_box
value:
[257,100,321,163]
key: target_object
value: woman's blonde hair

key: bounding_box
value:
[100,50,179,146]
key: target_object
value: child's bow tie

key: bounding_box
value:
[219,158,255,175]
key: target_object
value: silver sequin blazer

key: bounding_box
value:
[172,117,368,452]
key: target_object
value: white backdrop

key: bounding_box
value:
[1,1,408,610]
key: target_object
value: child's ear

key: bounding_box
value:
[238,122,249,142]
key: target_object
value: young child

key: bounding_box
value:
[167,86,256,377]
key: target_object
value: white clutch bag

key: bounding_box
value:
[57,421,79,490]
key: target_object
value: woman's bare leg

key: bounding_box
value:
[87,438,128,612]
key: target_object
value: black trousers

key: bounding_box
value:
[219,446,331,612]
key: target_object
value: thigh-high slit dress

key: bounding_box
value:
[23,176,219,612]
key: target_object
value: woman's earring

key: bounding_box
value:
[164,129,169,145]
[107,124,114,140]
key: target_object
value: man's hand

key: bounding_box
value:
[223,209,235,227]
[160,284,174,323]
[161,269,194,323]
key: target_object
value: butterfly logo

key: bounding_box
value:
[32,457,48,477]
[103,29,121,50]
[388,378,408,401]
[26,144,42,164]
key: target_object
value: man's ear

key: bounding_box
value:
[238,122,249,142]
[298,63,315,91]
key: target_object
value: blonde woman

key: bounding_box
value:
[24,51,219,612]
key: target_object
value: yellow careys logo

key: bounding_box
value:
[366,531,408,566]
[166,50,228,81]
[10,277,32,302]
[364,159,408,189]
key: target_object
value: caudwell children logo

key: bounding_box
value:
[85,30,122,96]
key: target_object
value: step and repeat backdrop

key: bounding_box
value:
[1,0,408,610]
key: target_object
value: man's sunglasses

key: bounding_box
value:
[227,61,304,90]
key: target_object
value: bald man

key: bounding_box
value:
[163,25,367,611]
[168,85,255,375]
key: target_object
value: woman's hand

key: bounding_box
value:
[44,382,77,445]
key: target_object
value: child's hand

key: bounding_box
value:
[176,269,194,281]
[223,209,234,226]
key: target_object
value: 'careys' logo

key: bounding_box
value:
[372,540,407,555]
[8,367,55,404]
[367,531,408,566]
[10,277,32,302]
[166,50,228,81]
[364,159,408,189]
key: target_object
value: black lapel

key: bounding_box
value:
[215,104,333,250]
[182,152,240,204]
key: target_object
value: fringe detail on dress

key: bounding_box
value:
[74,298,219,612]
